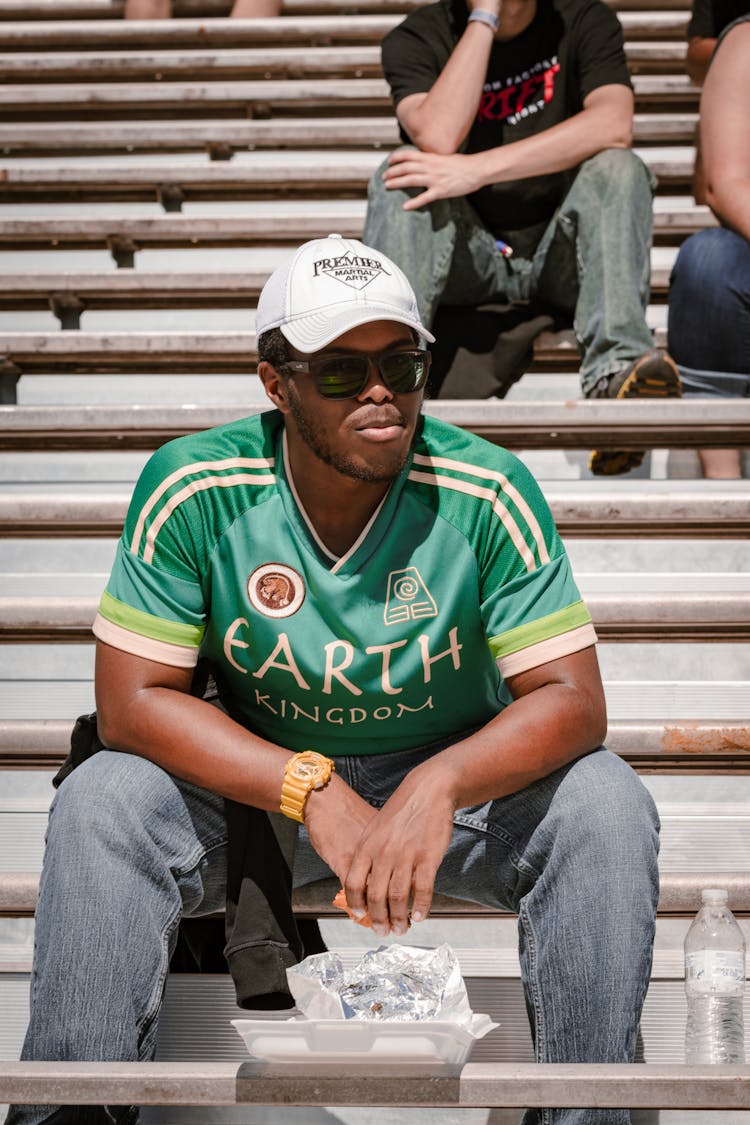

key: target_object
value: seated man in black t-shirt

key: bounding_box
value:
[363,0,682,475]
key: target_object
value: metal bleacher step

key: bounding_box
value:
[0,9,691,47]
[0,197,714,249]
[0,111,700,152]
[0,147,697,205]
[2,476,750,535]
[0,41,691,83]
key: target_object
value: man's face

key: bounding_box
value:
[275,320,425,485]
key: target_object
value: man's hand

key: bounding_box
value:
[383,148,484,209]
[338,764,457,937]
[303,774,379,885]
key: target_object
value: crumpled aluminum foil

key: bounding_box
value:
[287,943,473,1023]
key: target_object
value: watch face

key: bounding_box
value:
[294,760,321,780]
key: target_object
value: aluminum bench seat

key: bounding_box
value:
[0,11,691,48]
[4,589,750,643]
[0,112,700,154]
[0,148,697,204]
[0,263,674,315]
[0,0,693,21]
[0,75,700,115]
[3,718,748,771]
[0,327,672,382]
[0,198,712,250]
[3,479,749,537]
[3,871,750,919]
[0,41,690,83]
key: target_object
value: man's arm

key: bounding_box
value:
[95,641,377,877]
[700,21,750,240]
[342,645,607,935]
[384,83,633,210]
[396,0,500,154]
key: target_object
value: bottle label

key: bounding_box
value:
[685,950,746,993]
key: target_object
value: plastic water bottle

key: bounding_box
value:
[684,888,746,1063]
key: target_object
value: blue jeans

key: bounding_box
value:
[667,227,750,395]
[8,745,659,1125]
[362,148,657,395]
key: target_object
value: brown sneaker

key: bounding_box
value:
[587,351,682,476]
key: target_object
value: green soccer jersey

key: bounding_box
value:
[94,410,596,756]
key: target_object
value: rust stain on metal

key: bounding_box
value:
[661,723,750,754]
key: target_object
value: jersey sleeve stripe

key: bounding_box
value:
[142,471,276,565]
[489,600,594,660]
[93,613,199,668]
[412,452,550,566]
[496,622,598,678]
[129,456,275,557]
[97,590,205,647]
[408,468,538,572]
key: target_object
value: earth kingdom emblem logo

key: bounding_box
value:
[248,563,306,618]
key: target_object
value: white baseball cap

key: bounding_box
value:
[255,233,434,353]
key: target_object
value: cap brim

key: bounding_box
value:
[279,303,435,352]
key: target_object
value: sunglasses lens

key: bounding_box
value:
[312,350,430,399]
[381,350,429,393]
[316,356,369,399]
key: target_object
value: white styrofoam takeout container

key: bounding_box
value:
[232,1014,495,1067]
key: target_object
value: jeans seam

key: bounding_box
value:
[519,894,549,1125]
[453,810,516,848]
[171,832,226,879]
[138,902,182,1055]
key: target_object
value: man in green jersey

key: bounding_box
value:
[9,236,659,1125]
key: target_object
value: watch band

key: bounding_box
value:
[467,8,499,31]
[280,751,335,824]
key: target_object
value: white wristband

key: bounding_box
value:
[467,8,499,31]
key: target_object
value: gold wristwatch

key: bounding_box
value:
[280,751,335,824]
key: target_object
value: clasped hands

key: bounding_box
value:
[304,765,456,939]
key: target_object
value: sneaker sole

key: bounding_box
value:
[589,354,682,475]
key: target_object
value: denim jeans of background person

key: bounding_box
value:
[364,146,669,476]
[667,227,750,479]
[6,234,658,1125]
[365,0,682,477]
[7,743,659,1125]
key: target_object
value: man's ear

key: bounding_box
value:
[258,360,291,415]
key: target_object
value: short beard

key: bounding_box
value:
[285,379,411,484]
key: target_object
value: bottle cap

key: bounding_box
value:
[701,888,729,904]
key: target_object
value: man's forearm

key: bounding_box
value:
[419,675,606,810]
[97,681,294,809]
[397,18,497,153]
[473,94,632,187]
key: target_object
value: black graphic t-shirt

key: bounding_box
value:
[382,0,632,235]
[687,0,750,39]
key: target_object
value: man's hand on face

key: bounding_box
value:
[383,149,484,210]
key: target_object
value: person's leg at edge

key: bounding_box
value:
[362,151,513,329]
[6,750,228,1125]
[668,226,750,479]
[435,747,660,1125]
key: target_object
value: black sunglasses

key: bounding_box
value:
[280,348,431,400]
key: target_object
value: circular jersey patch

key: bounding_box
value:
[248,563,306,618]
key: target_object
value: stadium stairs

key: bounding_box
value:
[0,1,749,1121]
